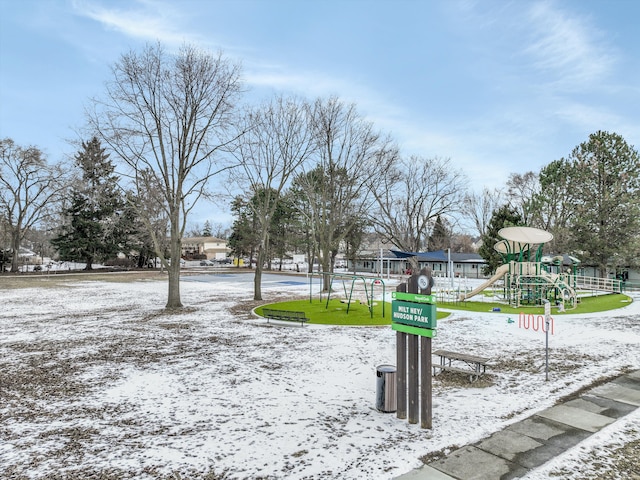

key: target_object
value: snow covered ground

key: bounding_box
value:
[1,271,638,479]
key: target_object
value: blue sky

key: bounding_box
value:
[1,0,639,228]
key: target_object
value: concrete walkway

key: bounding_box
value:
[396,370,640,480]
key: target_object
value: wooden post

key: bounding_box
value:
[408,333,419,424]
[396,331,407,419]
[421,335,432,429]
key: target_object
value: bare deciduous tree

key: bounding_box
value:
[89,43,242,308]
[0,138,64,272]
[230,96,315,300]
[506,171,539,224]
[370,155,467,269]
[297,96,397,291]
[462,186,503,238]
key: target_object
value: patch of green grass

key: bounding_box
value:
[438,293,632,315]
[256,293,631,325]
[257,299,450,326]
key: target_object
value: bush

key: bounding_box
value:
[105,257,136,268]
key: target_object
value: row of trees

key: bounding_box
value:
[222,95,470,298]
[2,42,639,309]
[0,136,165,274]
[227,127,640,291]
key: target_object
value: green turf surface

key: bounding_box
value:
[256,292,632,326]
[256,299,450,326]
[438,293,632,315]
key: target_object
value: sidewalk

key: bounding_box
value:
[396,370,640,480]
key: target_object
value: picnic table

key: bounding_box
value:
[432,349,491,382]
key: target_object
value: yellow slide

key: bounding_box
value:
[459,264,510,301]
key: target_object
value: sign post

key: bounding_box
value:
[420,335,432,429]
[392,268,436,429]
[396,331,407,420]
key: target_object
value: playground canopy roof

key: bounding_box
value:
[498,226,553,245]
[390,250,448,262]
[390,250,485,263]
[496,227,553,254]
[495,227,554,262]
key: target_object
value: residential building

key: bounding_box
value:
[350,249,487,278]
[181,236,230,260]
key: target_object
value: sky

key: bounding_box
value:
[1,0,639,228]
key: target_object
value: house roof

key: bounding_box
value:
[182,236,226,244]
[451,252,485,263]
[390,249,484,263]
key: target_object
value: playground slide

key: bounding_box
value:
[459,264,510,301]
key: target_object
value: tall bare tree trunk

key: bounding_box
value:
[10,231,20,273]
[321,247,332,292]
[254,244,265,301]
[166,218,183,309]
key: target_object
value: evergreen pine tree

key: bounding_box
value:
[228,196,259,267]
[51,137,127,269]
[478,205,523,275]
[428,215,450,251]
[568,131,640,276]
[202,220,213,237]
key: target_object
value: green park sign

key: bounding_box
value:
[392,292,436,304]
[391,300,437,330]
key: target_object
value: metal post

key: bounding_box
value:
[545,322,549,381]
[396,331,407,419]
[408,334,419,424]
[543,300,550,381]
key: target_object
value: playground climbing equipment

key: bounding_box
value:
[458,226,597,310]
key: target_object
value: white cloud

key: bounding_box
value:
[553,101,640,146]
[245,63,406,125]
[554,102,620,130]
[70,0,200,47]
[245,69,335,94]
[523,0,616,89]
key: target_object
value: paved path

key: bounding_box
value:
[396,370,640,480]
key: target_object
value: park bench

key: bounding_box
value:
[432,349,491,382]
[262,308,308,326]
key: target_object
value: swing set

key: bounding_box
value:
[308,272,387,319]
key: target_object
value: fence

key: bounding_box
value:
[573,275,622,293]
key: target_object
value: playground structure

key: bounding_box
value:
[458,227,622,309]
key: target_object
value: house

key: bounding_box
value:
[181,236,230,260]
[350,249,488,278]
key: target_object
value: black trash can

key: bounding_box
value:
[376,364,397,413]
